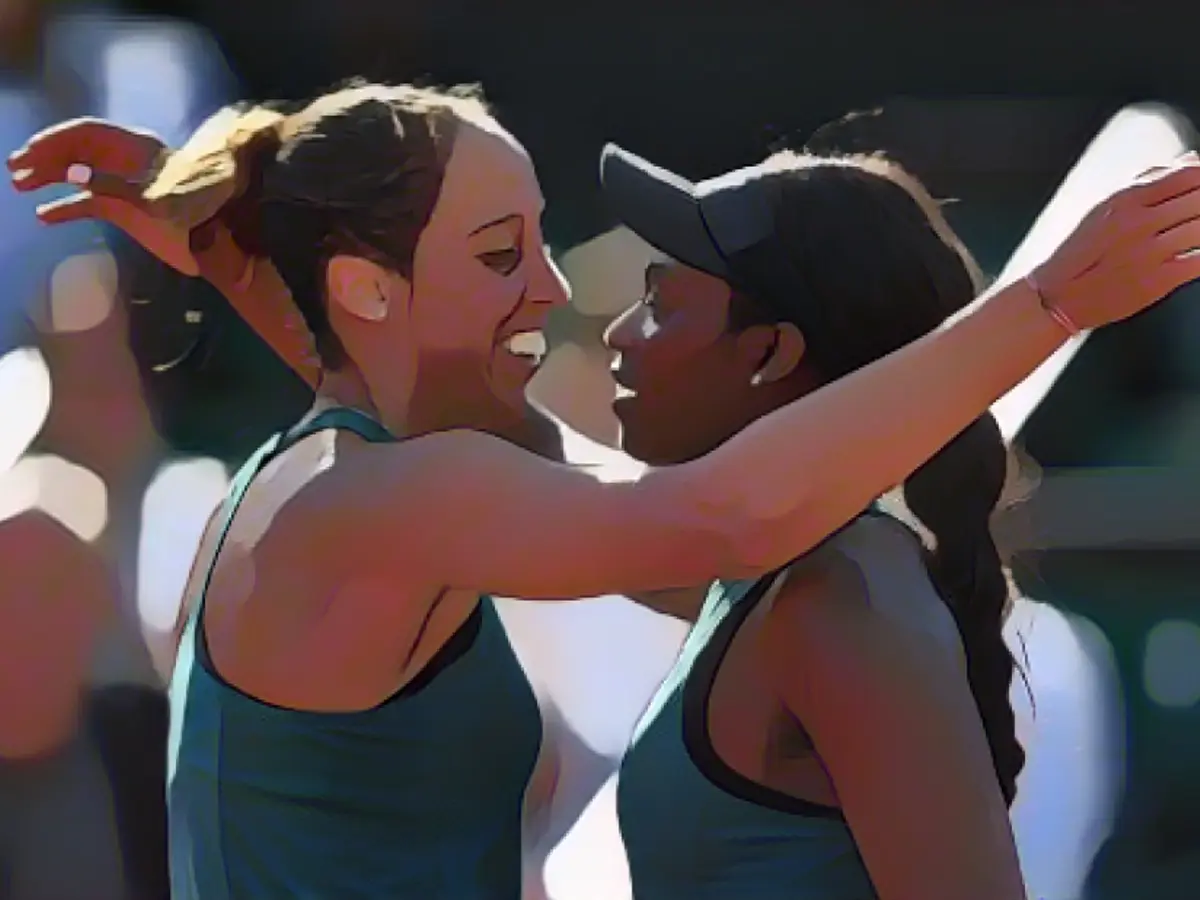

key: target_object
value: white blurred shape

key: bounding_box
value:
[0,348,52,472]
[544,777,632,900]
[0,454,108,541]
[1143,618,1200,708]
[993,104,1192,441]
[138,457,229,635]
[1007,599,1123,900]
[43,251,118,333]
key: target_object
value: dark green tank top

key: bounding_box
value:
[167,408,543,899]
[617,572,876,899]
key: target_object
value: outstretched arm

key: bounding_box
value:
[342,268,1137,601]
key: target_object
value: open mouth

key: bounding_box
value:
[502,330,547,366]
[611,365,637,397]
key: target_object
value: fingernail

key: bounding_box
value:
[66,163,92,185]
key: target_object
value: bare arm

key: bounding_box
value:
[347,277,1071,601]
[762,555,1025,900]
[351,152,1200,600]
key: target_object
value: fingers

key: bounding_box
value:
[81,169,146,204]
[34,192,97,225]
[28,167,144,226]
[1123,158,1200,210]
[1138,186,1200,239]
[7,117,163,184]
[1153,217,1200,261]
[1150,255,1200,299]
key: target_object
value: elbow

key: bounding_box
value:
[692,478,823,580]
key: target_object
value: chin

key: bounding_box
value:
[617,406,709,468]
[616,416,666,466]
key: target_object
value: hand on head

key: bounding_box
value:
[7,113,321,386]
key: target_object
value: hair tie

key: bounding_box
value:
[1024,272,1080,337]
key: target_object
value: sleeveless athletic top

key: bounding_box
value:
[619,513,944,899]
[167,408,543,900]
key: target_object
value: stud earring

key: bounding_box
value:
[366,287,389,322]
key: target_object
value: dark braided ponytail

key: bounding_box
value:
[903,412,1025,804]
[724,148,1026,804]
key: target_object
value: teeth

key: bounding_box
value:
[504,331,546,361]
[614,384,635,399]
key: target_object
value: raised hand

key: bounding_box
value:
[8,118,202,276]
[8,116,320,386]
[1037,154,1200,329]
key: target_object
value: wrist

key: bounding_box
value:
[973,275,1071,365]
[1024,271,1082,337]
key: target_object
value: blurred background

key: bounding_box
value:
[3,1,1200,898]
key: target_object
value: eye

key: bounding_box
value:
[477,246,522,276]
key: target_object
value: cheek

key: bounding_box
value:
[640,332,747,415]
[410,260,525,352]
[642,320,719,378]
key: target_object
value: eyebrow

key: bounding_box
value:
[468,213,524,237]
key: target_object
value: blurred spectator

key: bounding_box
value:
[0,5,237,899]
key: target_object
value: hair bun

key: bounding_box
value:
[142,106,289,233]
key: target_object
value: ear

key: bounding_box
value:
[326,255,409,323]
[736,321,806,385]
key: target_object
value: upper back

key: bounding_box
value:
[167,408,542,900]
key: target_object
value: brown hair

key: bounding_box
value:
[143,79,492,367]
[728,151,1026,806]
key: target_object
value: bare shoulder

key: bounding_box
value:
[761,516,961,697]
[761,516,1023,900]
[271,427,613,578]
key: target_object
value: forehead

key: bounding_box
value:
[425,121,544,236]
[648,258,732,304]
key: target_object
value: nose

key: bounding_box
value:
[604,302,643,353]
[530,253,571,310]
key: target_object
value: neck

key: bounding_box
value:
[312,369,379,423]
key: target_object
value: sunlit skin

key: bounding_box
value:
[317,120,569,444]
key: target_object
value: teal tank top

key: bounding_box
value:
[617,575,876,899]
[167,408,543,899]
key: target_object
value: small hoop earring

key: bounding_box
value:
[750,372,764,387]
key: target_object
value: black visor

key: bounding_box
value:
[599,144,778,281]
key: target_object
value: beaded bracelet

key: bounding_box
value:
[1024,273,1081,337]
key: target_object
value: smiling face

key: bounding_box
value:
[403,121,569,427]
[327,116,571,436]
[606,259,788,465]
